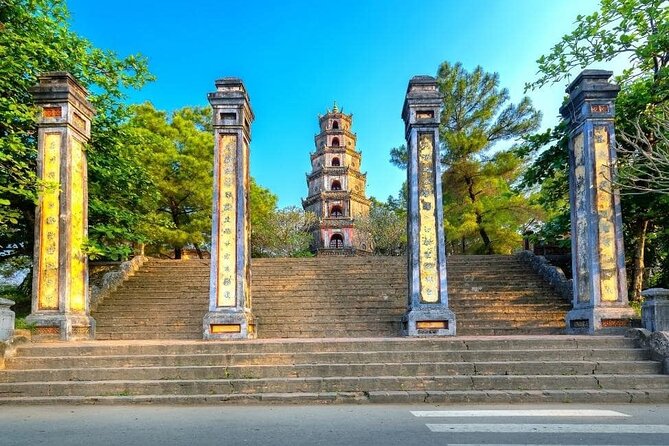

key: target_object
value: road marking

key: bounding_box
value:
[411,409,630,418]
[426,423,669,433]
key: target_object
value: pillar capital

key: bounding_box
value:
[402,75,443,136]
[208,77,254,141]
[30,72,95,139]
[560,70,620,132]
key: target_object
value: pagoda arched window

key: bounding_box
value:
[331,180,342,191]
[332,120,339,129]
[329,234,344,249]
[330,205,343,217]
[331,157,340,167]
[332,137,340,147]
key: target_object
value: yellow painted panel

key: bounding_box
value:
[416,321,447,330]
[417,133,440,304]
[217,134,237,307]
[38,133,61,311]
[69,139,86,312]
[210,324,241,334]
[593,126,618,302]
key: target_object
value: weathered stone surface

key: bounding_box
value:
[402,75,455,336]
[641,288,669,332]
[204,77,255,339]
[0,336,667,404]
[560,70,635,334]
[516,250,572,300]
[89,256,146,312]
[0,298,15,342]
[27,72,95,341]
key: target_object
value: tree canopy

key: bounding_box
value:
[0,0,154,261]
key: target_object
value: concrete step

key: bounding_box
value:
[13,337,639,356]
[7,348,651,369]
[0,360,661,383]
[1,374,667,398]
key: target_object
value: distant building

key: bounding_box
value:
[302,102,372,255]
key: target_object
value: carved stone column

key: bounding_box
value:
[560,70,636,334]
[401,76,456,336]
[27,72,96,340]
[203,78,255,339]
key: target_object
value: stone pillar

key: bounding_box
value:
[0,298,15,341]
[203,78,255,339]
[401,76,456,336]
[26,72,95,340]
[641,288,669,332]
[560,70,636,334]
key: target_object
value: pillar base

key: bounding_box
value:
[25,313,95,341]
[203,309,255,340]
[565,306,638,335]
[402,307,456,336]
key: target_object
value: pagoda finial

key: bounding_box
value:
[332,100,339,113]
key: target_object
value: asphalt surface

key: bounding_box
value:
[1,403,668,445]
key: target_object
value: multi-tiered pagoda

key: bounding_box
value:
[302,103,371,255]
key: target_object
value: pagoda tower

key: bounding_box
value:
[303,103,371,255]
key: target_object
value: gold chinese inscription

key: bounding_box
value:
[38,133,61,310]
[70,139,86,312]
[593,126,618,302]
[573,132,590,303]
[217,134,237,307]
[417,133,440,304]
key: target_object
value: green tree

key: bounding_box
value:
[356,197,407,256]
[0,0,154,263]
[526,0,669,299]
[252,206,316,258]
[125,103,213,259]
[436,62,542,254]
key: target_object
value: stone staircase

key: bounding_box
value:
[1,336,667,404]
[92,255,570,339]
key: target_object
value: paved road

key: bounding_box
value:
[1,404,668,445]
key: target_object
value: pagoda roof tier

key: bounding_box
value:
[302,190,371,208]
[310,146,362,161]
[306,166,367,182]
[314,128,357,141]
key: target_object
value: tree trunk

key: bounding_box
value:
[174,247,182,260]
[475,211,492,254]
[630,218,649,302]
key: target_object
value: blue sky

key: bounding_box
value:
[67,0,610,207]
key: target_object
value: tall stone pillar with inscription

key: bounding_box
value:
[560,70,636,334]
[401,76,456,336]
[203,78,255,339]
[27,72,96,340]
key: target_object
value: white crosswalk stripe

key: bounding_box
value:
[425,423,669,433]
[411,409,630,418]
[412,408,669,444]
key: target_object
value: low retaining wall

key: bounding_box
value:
[0,330,30,369]
[90,256,147,312]
[627,328,669,374]
[515,250,573,301]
